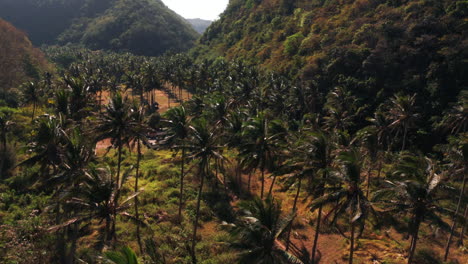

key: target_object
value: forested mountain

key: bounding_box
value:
[187,18,212,34]
[195,0,467,126]
[0,19,51,100]
[0,0,199,56]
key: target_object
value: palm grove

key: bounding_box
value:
[0,45,466,264]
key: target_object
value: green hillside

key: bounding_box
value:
[195,0,467,114]
[0,0,199,56]
[187,18,213,34]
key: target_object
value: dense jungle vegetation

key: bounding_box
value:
[0,0,199,56]
[0,0,467,264]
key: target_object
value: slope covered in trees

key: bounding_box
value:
[0,19,50,100]
[0,0,199,56]
[195,0,467,126]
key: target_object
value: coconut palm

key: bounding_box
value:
[385,94,420,151]
[0,107,15,176]
[94,92,135,242]
[305,131,335,264]
[186,118,224,263]
[128,104,151,253]
[310,149,375,264]
[21,81,42,122]
[21,115,66,177]
[230,196,303,264]
[373,153,450,264]
[240,113,285,198]
[49,166,142,248]
[437,90,467,135]
[161,106,191,220]
[105,246,140,264]
[441,134,468,260]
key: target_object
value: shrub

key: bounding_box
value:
[284,32,305,56]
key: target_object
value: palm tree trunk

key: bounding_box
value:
[135,139,143,254]
[260,165,265,199]
[366,166,372,198]
[444,172,466,260]
[178,148,186,220]
[268,173,277,197]
[31,102,36,122]
[191,169,205,264]
[402,126,408,151]
[349,222,355,264]
[248,171,252,194]
[286,177,302,251]
[458,204,468,246]
[311,204,323,264]
[111,142,123,244]
[407,218,421,264]
[0,132,6,176]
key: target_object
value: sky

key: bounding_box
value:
[161,0,229,20]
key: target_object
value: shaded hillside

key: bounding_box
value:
[187,18,212,34]
[195,0,467,115]
[0,19,50,97]
[0,0,199,56]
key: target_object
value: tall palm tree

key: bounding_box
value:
[0,107,15,176]
[386,94,420,151]
[441,134,468,260]
[305,131,335,264]
[186,118,224,264]
[161,106,191,220]
[240,113,285,198]
[230,196,303,264]
[374,153,449,264]
[354,126,380,198]
[128,104,151,253]
[311,149,375,264]
[94,92,134,243]
[437,90,467,135]
[21,115,66,177]
[21,81,42,122]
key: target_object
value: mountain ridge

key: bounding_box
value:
[0,0,199,56]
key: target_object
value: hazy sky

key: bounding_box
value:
[161,0,229,20]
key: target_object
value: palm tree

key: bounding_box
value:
[161,106,191,220]
[310,149,375,264]
[354,126,380,198]
[105,246,140,264]
[230,196,303,264]
[240,113,285,198]
[441,134,468,260]
[94,92,134,242]
[385,94,420,151]
[437,90,467,135]
[323,87,362,133]
[21,115,66,177]
[186,118,224,263]
[21,81,42,122]
[0,107,15,176]
[374,153,450,264]
[128,104,151,253]
[49,166,142,248]
[305,131,335,264]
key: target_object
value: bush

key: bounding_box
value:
[284,32,305,56]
